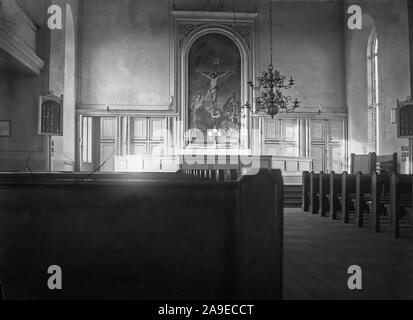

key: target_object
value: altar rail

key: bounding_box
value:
[114,155,313,185]
[0,170,283,300]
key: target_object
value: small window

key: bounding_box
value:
[368,31,379,153]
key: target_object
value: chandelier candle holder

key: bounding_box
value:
[245,0,300,119]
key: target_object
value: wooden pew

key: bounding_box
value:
[328,171,343,220]
[389,173,412,238]
[309,172,320,214]
[339,172,357,224]
[318,171,330,217]
[0,170,283,300]
[371,172,391,233]
[0,172,199,184]
[182,168,238,181]
[302,171,310,212]
[355,172,374,228]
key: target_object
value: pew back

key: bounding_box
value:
[350,153,398,174]
[302,171,310,211]
[309,172,320,214]
[376,153,398,174]
[318,172,330,216]
[341,172,356,223]
[328,171,342,219]
[0,171,283,300]
[351,153,376,174]
[390,173,413,238]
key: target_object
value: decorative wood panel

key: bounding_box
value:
[281,119,297,142]
[264,119,278,140]
[132,118,147,140]
[328,120,343,142]
[329,145,343,173]
[311,144,325,173]
[100,144,116,172]
[264,144,280,157]
[282,145,298,157]
[149,143,165,156]
[101,118,117,140]
[132,143,147,156]
[308,119,346,173]
[150,118,166,141]
[130,117,167,157]
[311,120,326,142]
[263,119,299,158]
[99,117,118,172]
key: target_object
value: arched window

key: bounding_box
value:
[367,31,379,153]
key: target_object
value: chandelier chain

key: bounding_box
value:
[270,0,273,65]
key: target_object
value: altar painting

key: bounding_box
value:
[187,33,242,147]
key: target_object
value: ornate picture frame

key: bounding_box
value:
[397,99,413,138]
[38,92,64,136]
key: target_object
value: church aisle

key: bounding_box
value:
[284,209,413,300]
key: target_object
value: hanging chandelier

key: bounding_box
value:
[245,0,300,119]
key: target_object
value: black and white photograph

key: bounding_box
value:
[0,0,412,308]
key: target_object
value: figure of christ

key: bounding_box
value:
[197,70,233,108]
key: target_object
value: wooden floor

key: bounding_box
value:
[284,208,413,300]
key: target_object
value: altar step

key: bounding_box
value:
[284,185,302,208]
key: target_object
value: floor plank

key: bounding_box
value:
[284,209,413,300]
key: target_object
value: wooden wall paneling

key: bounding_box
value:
[252,117,262,155]
[263,119,280,156]
[264,118,279,140]
[281,119,297,142]
[282,145,298,157]
[131,117,148,156]
[311,144,326,172]
[130,117,168,157]
[99,117,118,172]
[265,144,281,157]
[329,145,343,173]
[310,119,327,172]
[309,119,346,173]
[327,119,344,173]
[150,118,166,141]
[132,143,147,156]
[299,118,306,157]
[149,143,165,156]
[121,116,130,156]
[328,120,343,143]
[132,118,147,140]
[306,118,311,158]
[79,115,94,172]
[280,119,299,157]
[262,118,299,157]
[311,119,326,142]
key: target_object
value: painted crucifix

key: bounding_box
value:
[197,69,233,109]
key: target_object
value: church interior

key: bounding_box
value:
[0,0,412,300]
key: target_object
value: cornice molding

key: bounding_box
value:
[0,0,44,74]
